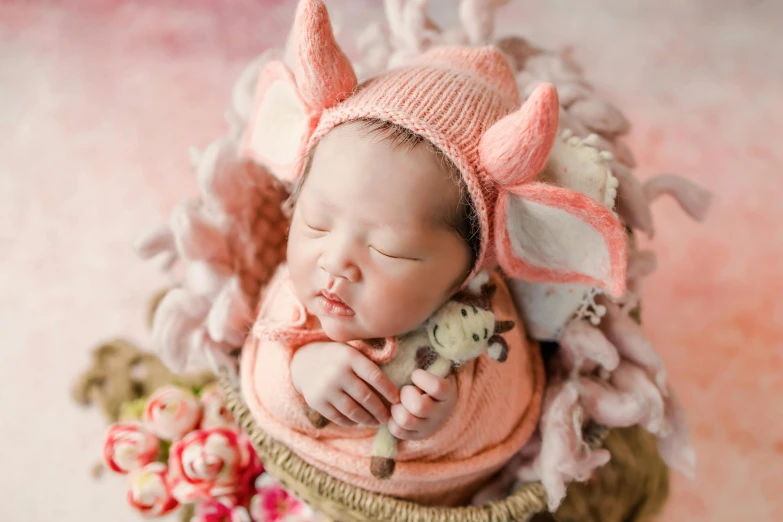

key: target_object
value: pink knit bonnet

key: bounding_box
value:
[240,0,627,295]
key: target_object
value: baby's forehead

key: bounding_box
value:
[305,122,464,226]
[304,177,448,232]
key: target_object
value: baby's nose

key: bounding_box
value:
[319,249,360,283]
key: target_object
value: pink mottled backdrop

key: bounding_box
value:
[1,0,781,520]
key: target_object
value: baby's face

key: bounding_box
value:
[287,122,472,342]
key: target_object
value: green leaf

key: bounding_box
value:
[118,397,147,421]
[158,439,172,463]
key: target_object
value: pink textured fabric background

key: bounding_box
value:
[1,0,780,520]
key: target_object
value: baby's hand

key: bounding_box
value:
[388,370,457,441]
[291,342,400,428]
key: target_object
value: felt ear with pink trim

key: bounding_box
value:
[480,83,627,297]
[239,0,357,183]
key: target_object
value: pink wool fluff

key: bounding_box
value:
[599,297,668,391]
[514,377,613,511]
[620,248,657,310]
[371,0,512,72]
[473,309,697,509]
[458,4,709,504]
[578,376,647,428]
[485,14,707,508]
[558,319,620,375]
[136,135,289,374]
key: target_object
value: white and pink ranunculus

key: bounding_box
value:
[103,422,160,474]
[126,462,179,516]
[200,384,235,429]
[168,427,263,503]
[249,474,316,522]
[192,500,253,522]
[142,385,203,441]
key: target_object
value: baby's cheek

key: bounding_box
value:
[364,276,438,335]
[287,237,318,291]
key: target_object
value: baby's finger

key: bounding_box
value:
[411,370,453,402]
[400,385,435,419]
[351,356,400,405]
[332,393,377,426]
[343,377,389,424]
[391,403,425,432]
[317,402,354,428]
[388,418,422,441]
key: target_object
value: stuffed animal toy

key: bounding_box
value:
[370,272,514,479]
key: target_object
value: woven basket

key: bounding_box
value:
[221,373,629,522]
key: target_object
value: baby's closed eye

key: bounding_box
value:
[299,212,329,235]
[370,246,421,262]
[306,221,328,233]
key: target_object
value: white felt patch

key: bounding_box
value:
[506,196,611,282]
[508,279,597,341]
[509,130,623,341]
[249,80,308,166]
[538,130,618,209]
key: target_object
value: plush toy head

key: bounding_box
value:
[241,0,627,296]
[427,301,498,363]
[426,275,515,364]
[427,300,515,364]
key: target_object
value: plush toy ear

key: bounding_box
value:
[495,183,627,296]
[239,60,319,183]
[487,336,509,362]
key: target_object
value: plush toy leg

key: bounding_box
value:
[426,355,453,378]
[305,406,330,428]
[371,424,397,479]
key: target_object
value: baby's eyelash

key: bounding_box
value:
[370,246,420,262]
[370,246,398,259]
[303,219,328,233]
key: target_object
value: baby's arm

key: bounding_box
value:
[291,341,400,427]
[389,369,458,441]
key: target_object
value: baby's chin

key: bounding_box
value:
[318,315,373,343]
[318,314,409,343]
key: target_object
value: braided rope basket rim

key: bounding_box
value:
[220,372,609,522]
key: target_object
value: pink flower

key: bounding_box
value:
[168,427,262,503]
[143,385,203,441]
[126,462,179,516]
[200,384,235,429]
[192,500,252,522]
[103,422,160,474]
[249,474,315,522]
